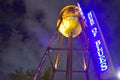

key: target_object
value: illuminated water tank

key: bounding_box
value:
[57,5,82,38]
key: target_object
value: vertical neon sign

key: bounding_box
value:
[87,11,108,71]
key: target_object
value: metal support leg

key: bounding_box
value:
[33,30,58,80]
[66,34,72,80]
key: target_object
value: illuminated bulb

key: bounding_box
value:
[117,72,120,78]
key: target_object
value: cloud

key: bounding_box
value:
[0,28,45,73]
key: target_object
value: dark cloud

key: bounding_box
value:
[34,10,45,23]
[0,0,12,13]
[0,71,7,80]
[0,24,12,41]
[12,0,26,16]
[0,24,12,56]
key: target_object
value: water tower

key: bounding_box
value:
[33,4,116,80]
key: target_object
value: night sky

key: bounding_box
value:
[0,0,120,79]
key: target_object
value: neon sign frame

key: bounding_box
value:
[87,11,108,71]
